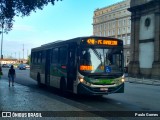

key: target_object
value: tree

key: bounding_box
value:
[0,0,62,33]
[26,54,31,65]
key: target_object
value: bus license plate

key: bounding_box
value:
[100,88,108,91]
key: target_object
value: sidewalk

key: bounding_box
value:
[0,79,106,120]
[126,77,160,86]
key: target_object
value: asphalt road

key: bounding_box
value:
[1,68,160,117]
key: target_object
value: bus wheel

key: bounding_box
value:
[60,77,67,95]
[37,73,42,87]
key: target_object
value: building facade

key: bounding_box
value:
[93,0,131,66]
[128,0,160,79]
[0,59,28,65]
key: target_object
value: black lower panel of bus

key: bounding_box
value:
[77,83,124,95]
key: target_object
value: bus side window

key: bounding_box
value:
[42,51,45,63]
[52,48,58,64]
[31,53,33,63]
[34,53,37,63]
[69,47,76,68]
[59,47,67,65]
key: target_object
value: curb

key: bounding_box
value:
[125,77,160,86]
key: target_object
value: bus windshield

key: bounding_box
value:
[79,47,123,75]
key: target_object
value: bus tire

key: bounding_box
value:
[37,73,42,87]
[60,77,67,95]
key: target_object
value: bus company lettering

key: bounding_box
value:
[12,112,42,117]
[87,39,118,46]
[28,113,42,117]
[12,112,27,117]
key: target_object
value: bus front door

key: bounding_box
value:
[67,44,76,91]
[45,50,50,86]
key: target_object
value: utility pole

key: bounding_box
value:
[27,50,28,58]
[23,44,24,59]
[0,20,4,59]
[19,51,20,63]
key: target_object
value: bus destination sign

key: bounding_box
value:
[86,38,118,46]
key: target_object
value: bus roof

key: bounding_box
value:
[31,36,123,52]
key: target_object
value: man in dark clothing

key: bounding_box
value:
[8,65,16,87]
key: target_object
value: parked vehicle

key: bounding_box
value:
[24,64,30,69]
[2,64,8,68]
[18,64,26,70]
[18,64,30,70]
[1,64,12,68]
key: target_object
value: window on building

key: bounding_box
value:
[124,28,126,33]
[109,31,111,36]
[128,19,131,25]
[123,36,126,45]
[104,24,106,30]
[118,28,121,34]
[110,23,112,28]
[112,22,115,28]
[98,25,100,31]
[118,20,122,27]
[128,27,131,33]
[104,32,106,36]
[106,23,108,29]
[99,25,101,31]
[123,20,126,26]
[118,36,121,39]
[101,24,103,31]
[113,29,115,35]
[127,36,131,44]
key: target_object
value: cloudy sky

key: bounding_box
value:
[3,0,123,59]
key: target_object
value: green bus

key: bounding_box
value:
[30,36,125,95]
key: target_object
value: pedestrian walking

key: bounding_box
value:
[8,65,16,87]
[0,65,3,79]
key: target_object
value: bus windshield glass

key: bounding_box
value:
[79,47,123,74]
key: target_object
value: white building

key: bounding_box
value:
[93,0,131,66]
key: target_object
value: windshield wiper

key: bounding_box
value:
[91,48,103,66]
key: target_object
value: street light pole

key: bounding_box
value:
[1,21,4,59]
[23,44,24,59]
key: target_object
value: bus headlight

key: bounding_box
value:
[121,75,125,82]
[78,76,91,86]
[79,78,84,83]
[78,76,84,83]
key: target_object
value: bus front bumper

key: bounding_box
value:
[77,83,124,95]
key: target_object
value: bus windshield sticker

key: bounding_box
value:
[105,66,111,73]
[80,65,94,71]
